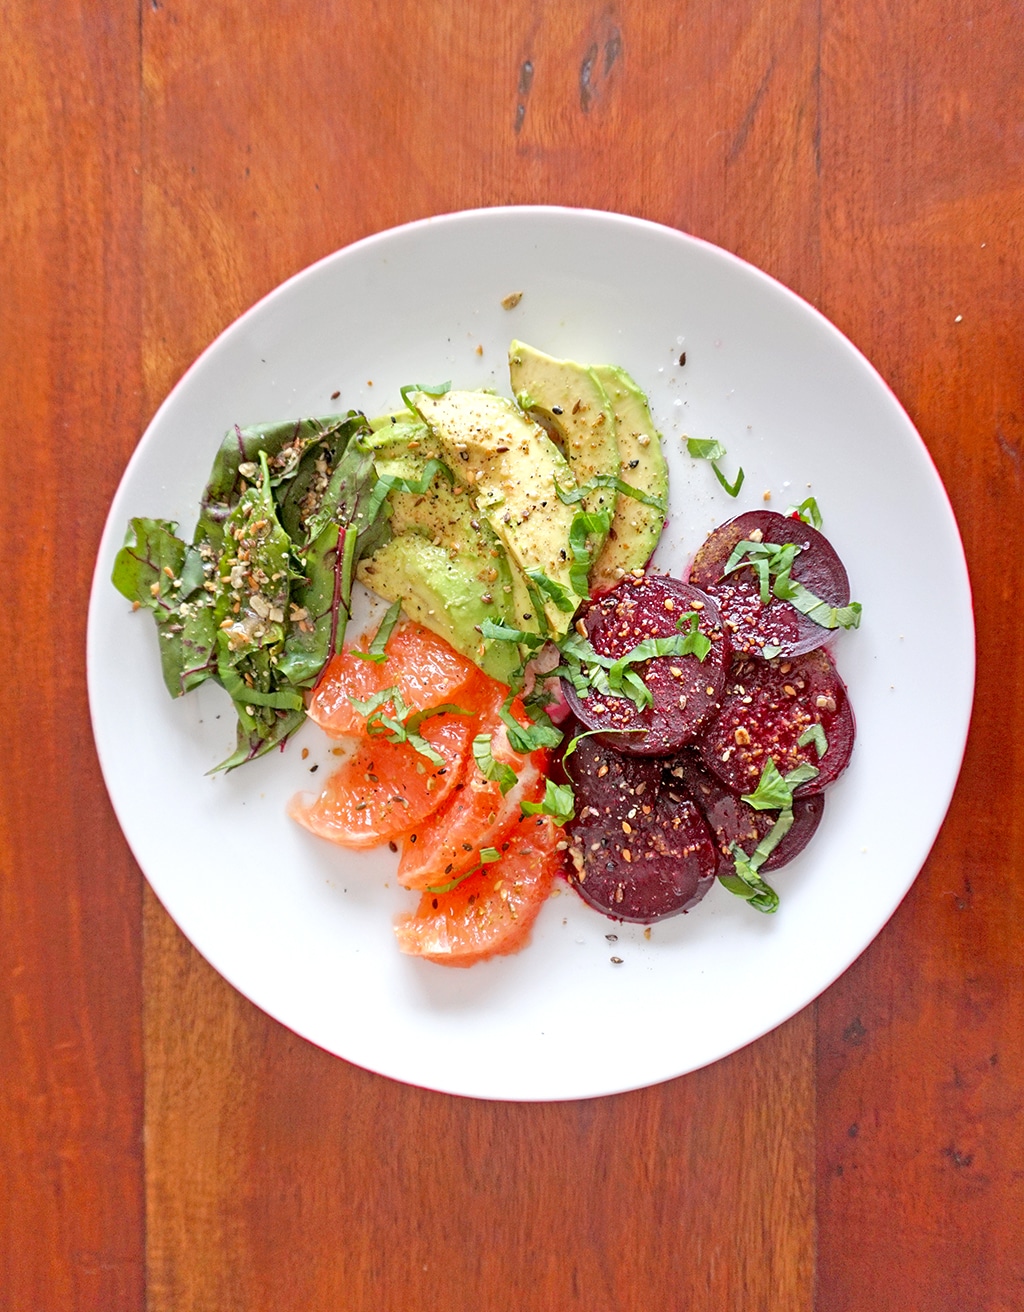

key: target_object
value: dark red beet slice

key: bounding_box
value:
[563,732,716,922]
[666,749,825,877]
[561,574,730,757]
[566,793,717,923]
[688,510,851,659]
[561,725,663,822]
[695,647,854,797]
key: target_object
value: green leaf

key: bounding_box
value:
[197,413,363,551]
[210,704,306,774]
[787,496,823,529]
[525,568,577,613]
[479,847,501,864]
[401,379,451,410]
[521,779,576,826]
[352,599,403,663]
[798,723,828,758]
[741,758,820,811]
[554,474,667,513]
[686,437,728,461]
[472,734,519,795]
[568,507,613,595]
[278,431,389,686]
[497,695,563,754]
[112,518,219,697]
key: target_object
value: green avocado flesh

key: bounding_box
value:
[410,388,586,639]
[356,346,669,684]
[508,341,618,560]
[589,363,669,592]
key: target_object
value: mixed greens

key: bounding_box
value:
[112,412,388,771]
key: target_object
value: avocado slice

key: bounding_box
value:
[508,341,619,561]
[588,364,669,592]
[356,533,520,684]
[411,389,586,638]
[356,415,522,682]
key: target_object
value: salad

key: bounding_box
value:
[113,341,860,966]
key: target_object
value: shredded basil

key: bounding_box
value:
[798,724,828,758]
[568,507,613,596]
[351,599,403,663]
[551,620,712,713]
[719,837,784,913]
[400,379,451,410]
[498,695,563,754]
[525,567,577,613]
[787,496,823,529]
[424,869,477,895]
[687,437,745,497]
[725,537,861,630]
[521,778,576,826]
[351,686,471,766]
[364,457,455,525]
[472,734,519,795]
[741,758,819,811]
[554,474,667,513]
[479,617,546,651]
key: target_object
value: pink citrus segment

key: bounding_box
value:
[288,713,472,849]
[393,815,564,968]
[307,621,486,739]
[395,687,549,891]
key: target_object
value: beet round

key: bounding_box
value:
[562,727,663,822]
[667,749,825,877]
[688,510,851,659]
[696,647,854,797]
[564,732,716,922]
[561,574,730,756]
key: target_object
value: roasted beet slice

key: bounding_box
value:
[695,647,854,797]
[688,510,851,659]
[563,732,716,922]
[562,725,663,821]
[566,792,717,923]
[666,749,825,877]
[561,574,730,756]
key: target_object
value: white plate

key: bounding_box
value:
[88,207,974,1102]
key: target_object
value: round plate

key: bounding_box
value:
[88,207,974,1101]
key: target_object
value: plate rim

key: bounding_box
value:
[87,205,976,1101]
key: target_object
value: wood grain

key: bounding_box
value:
[145,898,815,1312]
[4,0,1023,1306]
[0,2,145,1308]
[140,3,823,1309]
[814,1,1024,1306]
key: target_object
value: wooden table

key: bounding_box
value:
[5,2,1022,1307]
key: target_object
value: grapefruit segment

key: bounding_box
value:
[394,814,564,967]
[308,621,486,739]
[395,687,549,890]
[288,712,472,848]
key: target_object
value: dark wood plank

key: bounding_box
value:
[140,2,824,1308]
[145,899,816,1312]
[814,2,1024,1305]
[0,2,145,1307]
